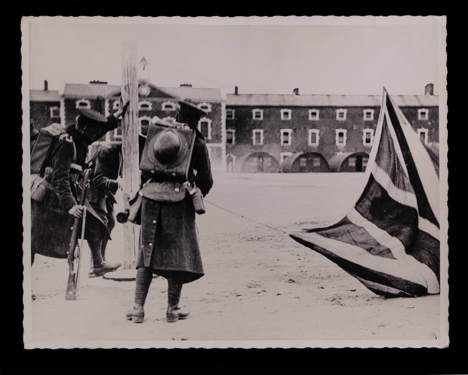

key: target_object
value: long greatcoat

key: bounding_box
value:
[88,144,121,235]
[136,133,213,284]
[31,132,109,259]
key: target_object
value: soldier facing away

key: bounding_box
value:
[126,100,214,323]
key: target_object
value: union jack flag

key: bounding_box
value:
[290,89,440,297]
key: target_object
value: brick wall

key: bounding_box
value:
[226,104,438,171]
[30,101,61,130]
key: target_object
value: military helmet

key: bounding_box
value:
[152,129,182,165]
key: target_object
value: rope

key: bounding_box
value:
[204,198,289,235]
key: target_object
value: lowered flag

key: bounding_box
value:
[290,89,440,297]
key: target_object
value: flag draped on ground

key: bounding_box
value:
[290,90,440,297]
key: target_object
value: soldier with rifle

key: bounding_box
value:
[125,100,213,324]
[31,101,129,279]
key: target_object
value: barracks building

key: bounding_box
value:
[29,69,438,173]
[225,84,439,173]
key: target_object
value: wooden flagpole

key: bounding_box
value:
[105,42,140,281]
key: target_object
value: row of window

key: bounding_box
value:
[225,128,431,147]
[75,99,212,113]
[226,108,431,121]
[226,129,372,147]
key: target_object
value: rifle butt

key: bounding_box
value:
[65,273,77,300]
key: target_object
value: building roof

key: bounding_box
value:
[160,86,222,102]
[64,83,222,102]
[64,83,120,98]
[226,93,439,107]
[30,90,61,102]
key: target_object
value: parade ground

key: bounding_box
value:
[29,172,440,346]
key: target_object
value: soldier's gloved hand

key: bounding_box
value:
[68,205,84,218]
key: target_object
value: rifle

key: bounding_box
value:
[65,168,91,300]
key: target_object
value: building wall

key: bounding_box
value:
[30,101,61,130]
[64,97,104,125]
[400,106,439,143]
[226,104,438,172]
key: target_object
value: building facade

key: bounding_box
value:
[30,80,61,130]
[58,80,225,170]
[225,84,439,173]
[30,78,439,174]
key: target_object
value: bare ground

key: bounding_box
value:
[28,173,441,347]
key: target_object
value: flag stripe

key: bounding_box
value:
[419,217,439,240]
[290,233,428,296]
[348,208,439,294]
[315,217,395,259]
[407,229,440,284]
[356,174,418,248]
[397,105,440,222]
[386,96,439,227]
[354,276,414,297]
[374,117,415,194]
[371,164,417,209]
[348,208,406,258]
[291,232,431,289]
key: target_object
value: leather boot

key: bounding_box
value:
[126,304,144,323]
[127,267,153,323]
[92,261,121,276]
[88,239,121,276]
[166,280,189,322]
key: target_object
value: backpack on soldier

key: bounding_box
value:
[30,123,76,202]
[31,123,67,174]
[138,119,197,203]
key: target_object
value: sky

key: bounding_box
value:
[25,17,446,96]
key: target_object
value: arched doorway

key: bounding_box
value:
[329,152,370,172]
[241,152,280,173]
[282,152,330,173]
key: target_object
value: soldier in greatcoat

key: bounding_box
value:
[31,103,128,277]
[126,101,213,323]
[87,142,123,276]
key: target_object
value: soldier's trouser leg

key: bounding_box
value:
[166,279,189,322]
[87,239,104,267]
[100,239,108,262]
[126,267,152,323]
[134,267,153,306]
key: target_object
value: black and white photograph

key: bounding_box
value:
[22,16,448,348]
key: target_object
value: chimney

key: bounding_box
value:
[43,80,48,91]
[293,88,299,95]
[180,83,192,87]
[234,86,239,95]
[425,83,434,96]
